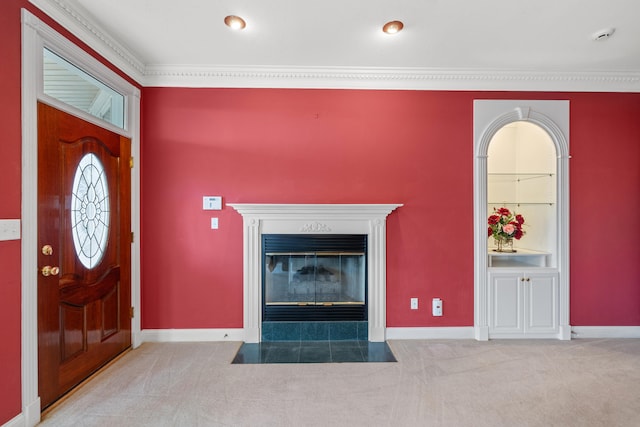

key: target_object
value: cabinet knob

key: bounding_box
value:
[526,277,530,281]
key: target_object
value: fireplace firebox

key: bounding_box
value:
[262,234,367,322]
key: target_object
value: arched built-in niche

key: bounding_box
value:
[488,121,557,262]
[474,100,570,340]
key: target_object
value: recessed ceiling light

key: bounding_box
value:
[382,20,404,35]
[224,15,246,30]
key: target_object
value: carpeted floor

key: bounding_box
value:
[39,339,640,426]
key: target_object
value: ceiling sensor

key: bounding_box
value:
[592,28,615,41]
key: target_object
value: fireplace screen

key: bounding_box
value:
[262,234,367,321]
[265,252,365,305]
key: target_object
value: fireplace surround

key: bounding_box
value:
[229,204,402,343]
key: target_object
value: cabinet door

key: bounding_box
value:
[524,272,559,333]
[488,272,523,334]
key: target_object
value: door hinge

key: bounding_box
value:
[131,232,134,243]
[130,306,135,318]
[129,157,134,168]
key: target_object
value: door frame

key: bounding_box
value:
[21,9,141,425]
[473,100,571,341]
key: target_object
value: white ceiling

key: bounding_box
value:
[31,0,640,91]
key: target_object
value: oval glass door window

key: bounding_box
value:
[71,153,110,269]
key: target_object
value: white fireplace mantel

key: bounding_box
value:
[228,203,403,343]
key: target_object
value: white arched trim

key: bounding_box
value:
[473,100,570,341]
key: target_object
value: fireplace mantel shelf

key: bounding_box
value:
[228,203,403,217]
[229,203,403,343]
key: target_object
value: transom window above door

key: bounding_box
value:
[43,48,125,129]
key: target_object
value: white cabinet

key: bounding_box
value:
[488,269,559,338]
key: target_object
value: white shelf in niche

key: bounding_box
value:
[488,248,551,268]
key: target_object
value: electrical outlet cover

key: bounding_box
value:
[432,298,443,316]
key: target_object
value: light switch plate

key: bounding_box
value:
[211,218,219,229]
[203,196,222,210]
[0,219,21,241]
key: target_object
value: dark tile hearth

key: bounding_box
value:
[262,321,368,342]
[231,340,396,364]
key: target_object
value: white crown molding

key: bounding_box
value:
[27,0,640,92]
[28,0,146,83]
[144,65,640,92]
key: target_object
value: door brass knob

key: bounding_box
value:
[42,245,53,255]
[41,266,60,277]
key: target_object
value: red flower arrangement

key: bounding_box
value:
[488,207,525,241]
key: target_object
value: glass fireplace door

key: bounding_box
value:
[264,252,365,306]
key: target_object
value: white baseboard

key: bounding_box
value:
[386,327,475,340]
[140,328,244,343]
[12,397,40,427]
[571,326,640,339]
[2,413,24,427]
[138,326,640,343]
[140,327,478,342]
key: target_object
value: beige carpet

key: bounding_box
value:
[39,339,640,426]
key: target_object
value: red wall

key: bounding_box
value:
[1,2,28,423]
[568,93,640,324]
[141,88,640,330]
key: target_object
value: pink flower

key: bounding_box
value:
[502,223,516,235]
[488,207,526,241]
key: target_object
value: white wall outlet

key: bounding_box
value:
[410,297,418,310]
[432,298,443,316]
[203,196,222,210]
[211,218,219,229]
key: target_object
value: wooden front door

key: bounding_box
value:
[37,102,132,409]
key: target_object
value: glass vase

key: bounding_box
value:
[494,237,514,253]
